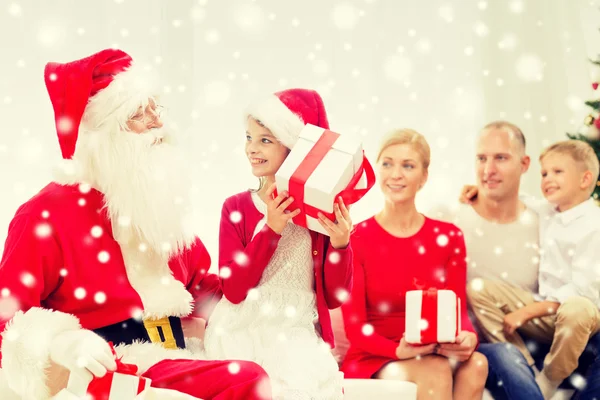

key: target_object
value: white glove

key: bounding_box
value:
[50,330,117,383]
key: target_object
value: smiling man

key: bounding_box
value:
[430,121,600,399]
[432,121,541,293]
[429,121,543,399]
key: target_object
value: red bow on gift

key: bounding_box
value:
[109,341,138,374]
[86,342,147,400]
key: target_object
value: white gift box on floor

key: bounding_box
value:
[54,384,201,400]
[343,379,417,400]
[275,124,373,236]
[61,369,151,400]
[405,289,461,344]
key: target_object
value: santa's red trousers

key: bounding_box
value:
[143,359,272,400]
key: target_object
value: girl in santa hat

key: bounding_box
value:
[203,89,352,399]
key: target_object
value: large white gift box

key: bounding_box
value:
[405,289,461,344]
[275,124,374,235]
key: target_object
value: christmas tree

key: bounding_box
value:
[566,61,600,201]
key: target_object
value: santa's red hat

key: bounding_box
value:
[245,88,330,149]
[44,48,155,159]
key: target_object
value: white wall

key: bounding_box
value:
[1,0,598,261]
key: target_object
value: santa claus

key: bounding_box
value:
[0,49,272,400]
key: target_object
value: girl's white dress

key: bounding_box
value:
[204,193,343,400]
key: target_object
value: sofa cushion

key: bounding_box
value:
[343,379,417,400]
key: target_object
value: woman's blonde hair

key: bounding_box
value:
[377,128,431,170]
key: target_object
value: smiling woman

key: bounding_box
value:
[341,128,487,400]
[377,129,430,209]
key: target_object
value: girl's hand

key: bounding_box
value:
[318,197,352,249]
[264,183,301,234]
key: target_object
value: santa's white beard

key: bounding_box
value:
[73,126,195,258]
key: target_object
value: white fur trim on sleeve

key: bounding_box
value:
[1,307,81,399]
[244,94,305,149]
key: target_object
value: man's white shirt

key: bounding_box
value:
[429,202,540,293]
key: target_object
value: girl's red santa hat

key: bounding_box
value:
[245,88,330,149]
[44,48,157,159]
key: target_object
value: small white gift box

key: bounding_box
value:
[405,289,461,344]
[275,124,374,235]
[62,368,151,400]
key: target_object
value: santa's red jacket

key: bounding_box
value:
[0,182,222,399]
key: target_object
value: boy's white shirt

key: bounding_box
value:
[521,194,600,308]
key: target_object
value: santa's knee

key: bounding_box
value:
[232,360,269,381]
[230,361,272,399]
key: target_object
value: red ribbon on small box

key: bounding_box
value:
[286,129,375,228]
[420,288,440,344]
[75,342,151,400]
[409,288,461,345]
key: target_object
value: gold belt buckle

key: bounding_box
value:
[143,316,177,349]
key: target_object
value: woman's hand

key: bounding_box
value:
[395,335,438,360]
[435,331,477,361]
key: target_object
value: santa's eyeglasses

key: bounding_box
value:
[129,105,165,125]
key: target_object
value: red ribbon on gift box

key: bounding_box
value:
[420,288,439,344]
[86,342,148,400]
[287,129,375,228]
[419,288,460,344]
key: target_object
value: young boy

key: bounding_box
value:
[467,139,600,399]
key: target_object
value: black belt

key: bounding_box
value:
[94,316,185,349]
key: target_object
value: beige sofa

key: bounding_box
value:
[329,309,418,399]
[188,312,573,399]
[185,316,417,399]
[329,309,576,400]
